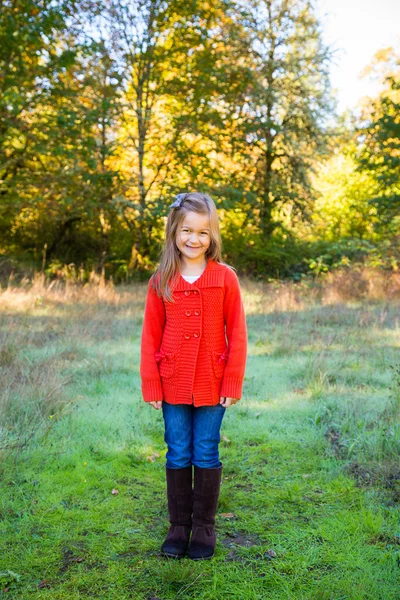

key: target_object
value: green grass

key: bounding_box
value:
[0,279,399,599]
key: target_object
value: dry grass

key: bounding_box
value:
[242,266,400,316]
[2,265,399,314]
[0,272,143,455]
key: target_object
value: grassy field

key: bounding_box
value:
[0,269,399,599]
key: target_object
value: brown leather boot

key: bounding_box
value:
[188,464,223,560]
[161,466,192,558]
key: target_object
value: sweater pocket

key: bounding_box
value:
[155,351,176,380]
[212,350,229,379]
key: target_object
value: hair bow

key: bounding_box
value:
[169,193,186,209]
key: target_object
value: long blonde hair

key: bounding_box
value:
[151,192,233,302]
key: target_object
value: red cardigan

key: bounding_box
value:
[140,259,247,406]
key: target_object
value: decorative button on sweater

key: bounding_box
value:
[140,259,248,407]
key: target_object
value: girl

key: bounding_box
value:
[140,192,247,560]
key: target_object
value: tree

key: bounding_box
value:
[100,0,247,269]
[0,0,124,272]
[224,0,336,238]
[355,47,400,234]
[0,0,73,243]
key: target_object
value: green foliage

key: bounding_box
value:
[0,0,71,234]
[309,149,380,241]
[0,2,399,282]
[355,48,400,233]
[222,224,307,280]
[302,237,400,274]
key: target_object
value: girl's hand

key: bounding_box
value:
[219,397,239,408]
[149,401,162,410]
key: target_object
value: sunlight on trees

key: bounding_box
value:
[0,1,399,281]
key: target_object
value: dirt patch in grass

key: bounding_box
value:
[115,550,140,561]
[324,426,345,457]
[85,560,107,571]
[222,531,262,547]
[344,460,400,502]
[367,532,400,546]
[230,482,254,491]
[59,544,87,574]
[221,530,263,561]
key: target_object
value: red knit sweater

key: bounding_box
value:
[140,259,248,406]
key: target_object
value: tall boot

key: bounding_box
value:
[188,464,223,560]
[161,466,192,558]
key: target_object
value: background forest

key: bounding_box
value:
[0,0,399,281]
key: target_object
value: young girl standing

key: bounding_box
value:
[140,192,247,560]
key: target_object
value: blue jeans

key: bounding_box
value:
[162,402,226,469]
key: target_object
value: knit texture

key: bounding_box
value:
[140,259,247,406]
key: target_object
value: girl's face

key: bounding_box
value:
[176,211,211,265]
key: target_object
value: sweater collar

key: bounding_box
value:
[172,259,225,292]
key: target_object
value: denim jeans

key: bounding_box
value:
[162,402,226,469]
